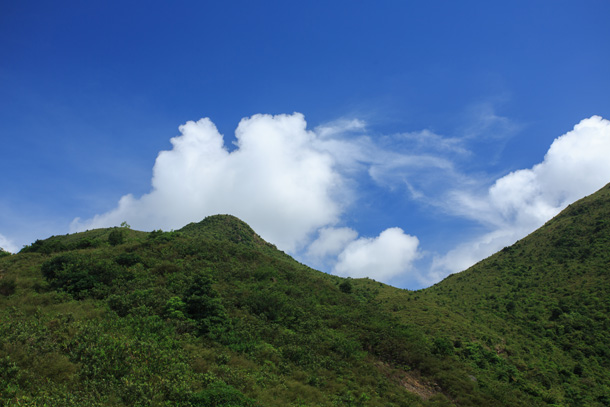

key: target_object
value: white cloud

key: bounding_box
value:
[429,115,610,283]
[396,129,470,156]
[313,129,460,199]
[306,227,358,260]
[0,233,18,253]
[69,110,609,289]
[314,118,366,138]
[333,228,420,281]
[72,112,451,260]
[463,102,520,141]
[70,109,427,285]
[71,113,344,252]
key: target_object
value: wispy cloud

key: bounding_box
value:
[462,102,520,141]
[70,112,610,288]
[0,233,18,253]
[426,115,610,285]
[392,129,470,156]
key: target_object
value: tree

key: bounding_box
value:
[184,272,227,334]
[339,280,353,294]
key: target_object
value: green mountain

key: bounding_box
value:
[1,184,609,406]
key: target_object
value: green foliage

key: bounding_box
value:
[183,271,227,334]
[108,229,125,246]
[20,235,105,254]
[41,253,129,299]
[114,252,143,267]
[2,184,610,407]
[0,277,16,296]
[190,382,260,406]
[164,296,187,319]
[432,337,454,357]
[339,279,353,293]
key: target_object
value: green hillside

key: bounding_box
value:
[1,185,609,406]
[377,183,610,405]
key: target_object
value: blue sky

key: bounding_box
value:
[1,1,609,288]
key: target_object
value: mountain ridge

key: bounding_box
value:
[1,184,609,405]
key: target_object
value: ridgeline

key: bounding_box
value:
[1,184,609,406]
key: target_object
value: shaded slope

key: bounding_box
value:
[1,216,462,406]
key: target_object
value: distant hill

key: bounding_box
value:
[1,184,609,406]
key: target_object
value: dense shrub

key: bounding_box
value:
[0,278,16,296]
[339,280,353,294]
[114,252,143,267]
[190,382,260,406]
[108,229,125,246]
[184,272,227,334]
[41,254,128,299]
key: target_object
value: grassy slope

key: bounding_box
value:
[377,183,610,406]
[1,185,609,406]
[0,220,447,406]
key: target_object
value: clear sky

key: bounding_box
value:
[1,1,609,288]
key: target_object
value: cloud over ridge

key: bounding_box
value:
[333,227,420,281]
[429,115,610,284]
[71,113,610,288]
[72,113,344,252]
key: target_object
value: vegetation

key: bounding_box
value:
[1,185,610,406]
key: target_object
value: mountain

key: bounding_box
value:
[377,182,610,406]
[1,184,609,406]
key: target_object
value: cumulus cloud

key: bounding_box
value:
[70,112,433,283]
[72,112,450,263]
[306,227,358,260]
[333,228,420,281]
[72,113,344,252]
[428,115,610,284]
[0,233,17,253]
[69,110,609,288]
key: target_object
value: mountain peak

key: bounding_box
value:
[178,214,272,248]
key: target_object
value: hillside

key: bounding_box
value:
[377,183,610,406]
[1,185,610,406]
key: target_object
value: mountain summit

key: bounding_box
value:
[179,214,274,249]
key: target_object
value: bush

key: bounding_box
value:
[108,229,125,246]
[432,337,454,356]
[19,239,67,254]
[0,278,16,296]
[339,280,353,294]
[184,272,227,334]
[114,252,142,267]
[41,254,125,299]
[190,382,260,406]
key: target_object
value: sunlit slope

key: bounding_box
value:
[379,182,610,406]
